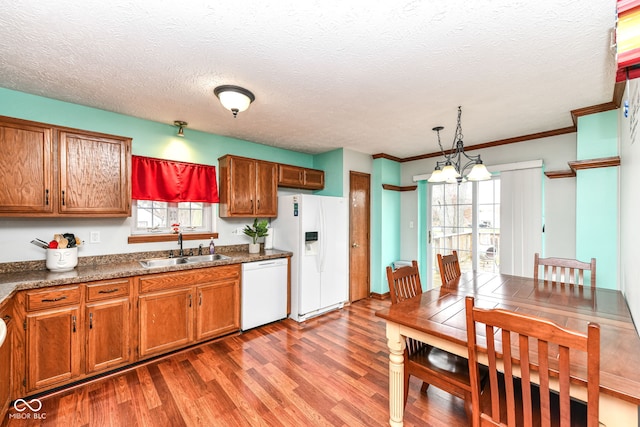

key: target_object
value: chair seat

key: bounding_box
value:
[408,344,487,400]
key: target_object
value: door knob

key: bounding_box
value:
[352,242,359,248]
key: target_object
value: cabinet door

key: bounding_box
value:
[0,118,53,215]
[278,164,304,188]
[228,156,257,216]
[303,169,325,190]
[58,130,131,216]
[138,288,193,358]
[26,307,81,391]
[86,298,131,373]
[0,308,12,418]
[255,161,278,217]
[196,279,240,341]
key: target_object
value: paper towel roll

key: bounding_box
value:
[264,229,274,249]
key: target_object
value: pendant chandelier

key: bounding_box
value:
[427,106,491,184]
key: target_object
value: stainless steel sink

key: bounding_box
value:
[185,253,230,263]
[139,253,230,268]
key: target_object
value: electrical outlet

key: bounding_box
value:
[90,231,101,243]
[233,227,245,235]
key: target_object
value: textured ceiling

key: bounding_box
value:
[0,1,618,158]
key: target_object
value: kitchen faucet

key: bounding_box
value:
[178,232,184,256]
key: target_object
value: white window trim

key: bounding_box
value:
[130,200,216,235]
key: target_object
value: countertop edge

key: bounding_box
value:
[0,249,292,305]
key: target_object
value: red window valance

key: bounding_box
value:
[132,156,219,203]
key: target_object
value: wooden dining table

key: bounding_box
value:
[375,271,640,427]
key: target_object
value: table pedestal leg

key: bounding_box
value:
[386,322,405,427]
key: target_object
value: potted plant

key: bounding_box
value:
[243,218,269,253]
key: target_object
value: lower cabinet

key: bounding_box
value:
[24,287,82,391]
[1,301,13,420]
[85,279,132,374]
[85,298,131,373]
[196,279,240,341]
[13,264,242,398]
[139,288,193,357]
[138,265,241,358]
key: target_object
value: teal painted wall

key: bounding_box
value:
[371,158,401,294]
[577,110,618,159]
[0,87,313,168]
[313,149,344,197]
[576,111,618,289]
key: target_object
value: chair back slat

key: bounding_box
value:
[534,253,596,288]
[386,260,422,304]
[465,296,600,427]
[437,250,462,285]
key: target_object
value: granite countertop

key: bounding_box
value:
[0,245,292,305]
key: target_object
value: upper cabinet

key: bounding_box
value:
[218,155,278,218]
[0,118,54,215]
[278,164,324,190]
[0,116,131,217]
[58,130,131,216]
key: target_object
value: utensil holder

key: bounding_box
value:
[46,247,78,272]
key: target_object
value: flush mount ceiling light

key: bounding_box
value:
[427,106,491,184]
[174,120,187,137]
[213,85,255,118]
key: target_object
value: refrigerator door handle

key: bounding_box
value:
[319,201,326,272]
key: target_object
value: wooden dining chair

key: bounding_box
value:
[534,253,596,288]
[464,295,601,427]
[437,250,461,285]
[386,260,478,420]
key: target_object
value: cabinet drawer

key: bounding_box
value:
[26,286,81,311]
[139,265,241,294]
[86,279,130,302]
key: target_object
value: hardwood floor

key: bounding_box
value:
[4,299,468,427]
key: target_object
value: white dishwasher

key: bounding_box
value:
[241,258,288,330]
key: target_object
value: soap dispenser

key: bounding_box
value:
[209,237,215,254]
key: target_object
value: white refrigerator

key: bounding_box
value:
[272,194,349,322]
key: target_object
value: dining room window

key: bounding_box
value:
[429,178,500,286]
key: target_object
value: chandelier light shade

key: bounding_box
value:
[214,85,255,118]
[174,120,187,137]
[427,106,491,184]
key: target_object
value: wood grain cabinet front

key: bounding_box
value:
[138,265,241,358]
[218,155,278,217]
[25,305,82,391]
[0,115,131,217]
[0,301,13,422]
[277,164,325,190]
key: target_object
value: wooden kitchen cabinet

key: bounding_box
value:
[0,300,13,421]
[278,164,325,190]
[24,285,82,391]
[0,117,54,215]
[0,115,132,217]
[138,265,241,358]
[196,279,240,341]
[57,129,131,216]
[138,288,193,357]
[85,279,132,373]
[218,155,278,217]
